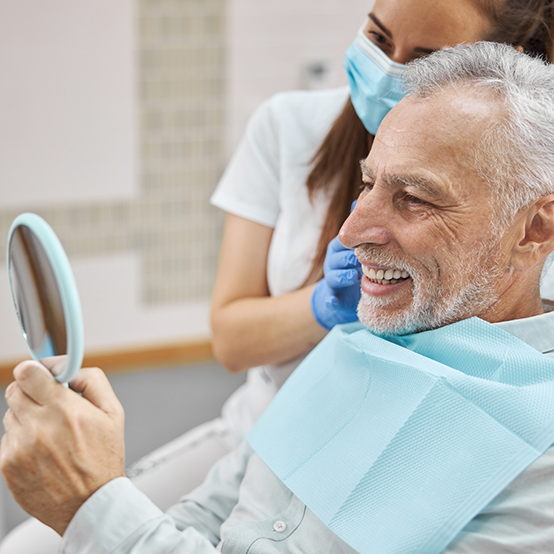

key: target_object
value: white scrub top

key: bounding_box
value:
[211,86,350,441]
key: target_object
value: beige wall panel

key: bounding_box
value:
[0,0,137,209]
[226,0,374,154]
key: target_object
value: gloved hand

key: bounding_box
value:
[311,235,362,331]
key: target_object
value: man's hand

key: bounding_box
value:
[0,359,125,536]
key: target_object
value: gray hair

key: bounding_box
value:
[403,42,554,227]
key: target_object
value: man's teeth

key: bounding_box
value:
[362,266,410,284]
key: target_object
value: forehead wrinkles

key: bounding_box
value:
[417,89,506,204]
[367,105,468,187]
[368,91,502,202]
[360,160,446,199]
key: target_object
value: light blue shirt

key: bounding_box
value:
[61,311,554,554]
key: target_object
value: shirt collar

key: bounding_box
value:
[494,309,554,354]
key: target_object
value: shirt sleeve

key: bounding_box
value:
[210,97,281,228]
[60,442,253,554]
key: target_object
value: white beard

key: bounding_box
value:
[355,237,505,336]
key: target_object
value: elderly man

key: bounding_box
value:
[2,41,554,554]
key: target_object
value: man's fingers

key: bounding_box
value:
[4,382,39,418]
[39,355,68,377]
[13,361,59,406]
[5,381,16,401]
[69,367,122,415]
[2,406,21,432]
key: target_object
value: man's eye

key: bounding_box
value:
[359,182,374,192]
[405,195,426,205]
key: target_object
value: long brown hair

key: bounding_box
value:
[302,0,554,286]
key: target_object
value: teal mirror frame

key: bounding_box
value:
[6,213,84,384]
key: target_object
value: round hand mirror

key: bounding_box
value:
[6,213,84,384]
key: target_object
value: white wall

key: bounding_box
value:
[225,0,373,154]
[0,0,137,209]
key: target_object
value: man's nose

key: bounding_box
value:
[339,192,391,248]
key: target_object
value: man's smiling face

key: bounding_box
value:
[339,88,519,335]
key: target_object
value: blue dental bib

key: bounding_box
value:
[247,318,554,554]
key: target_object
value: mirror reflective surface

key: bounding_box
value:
[7,214,84,384]
[9,225,67,359]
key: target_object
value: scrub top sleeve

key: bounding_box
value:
[211,98,281,228]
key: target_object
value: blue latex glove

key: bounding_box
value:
[311,235,362,330]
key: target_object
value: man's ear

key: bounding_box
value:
[512,194,554,269]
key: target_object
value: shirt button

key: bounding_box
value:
[273,520,286,533]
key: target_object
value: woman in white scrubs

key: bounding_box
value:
[2,0,553,551]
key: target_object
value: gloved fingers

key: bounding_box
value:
[324,250,362,276]
[311,277,360,330]
[311,279,334,330]
[328,247,360,268]
[327,235,349,255]
[325,296,359,323]
[325,235,361,267]
[325,268,362,289]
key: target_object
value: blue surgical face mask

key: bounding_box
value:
[344,25,406,135]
